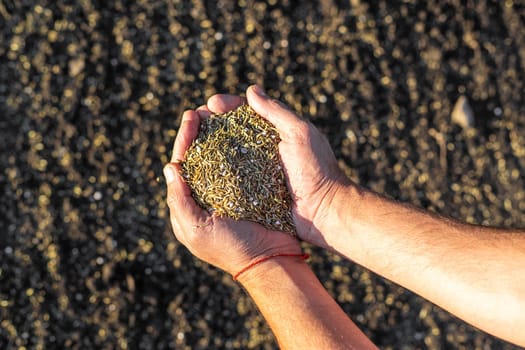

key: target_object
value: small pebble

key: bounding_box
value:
[451,95,475,129]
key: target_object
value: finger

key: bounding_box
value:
[246,85,306,136]
[163,162,208,226]
[207,94,246,114]
[169,214,184,238]
[171,110,201,162]
[196,105,211,119]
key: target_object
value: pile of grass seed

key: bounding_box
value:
[181,104,295,234]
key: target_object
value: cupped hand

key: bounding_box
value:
[164,103,301,276]
[204,86,351,247]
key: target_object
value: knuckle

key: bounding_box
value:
[289,122,312,144]
[166,194,177,209]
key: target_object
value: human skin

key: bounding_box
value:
[164,95,376,349]
[165,85,525,347]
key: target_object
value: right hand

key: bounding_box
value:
[207,85,352,246]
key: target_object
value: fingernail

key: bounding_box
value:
[252,85,267,97]
[163,165,176,183]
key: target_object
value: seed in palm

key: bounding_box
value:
[181,104,295,235]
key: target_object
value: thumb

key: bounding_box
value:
[163,162,208,226]
[246,85,306,136]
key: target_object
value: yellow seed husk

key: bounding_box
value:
[181,104,295,234]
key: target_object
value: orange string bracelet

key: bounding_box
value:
[233,253,310,281]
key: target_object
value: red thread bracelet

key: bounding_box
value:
[233,253,310,281]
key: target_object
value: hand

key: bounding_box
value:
[164,103,301,276]
[204,86,352,247]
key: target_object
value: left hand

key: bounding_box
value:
[164,97,301,276]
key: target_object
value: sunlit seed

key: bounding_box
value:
[180,104,295,234]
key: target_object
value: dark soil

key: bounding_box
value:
[1,1,524,349]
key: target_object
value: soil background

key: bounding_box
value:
[1,0,525,349]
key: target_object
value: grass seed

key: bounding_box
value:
[181,104,295,234]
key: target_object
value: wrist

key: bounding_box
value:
[236,254,311,287]
[313,180,367,249]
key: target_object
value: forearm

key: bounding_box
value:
[238,256,377,350]
[321,184,525,346]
